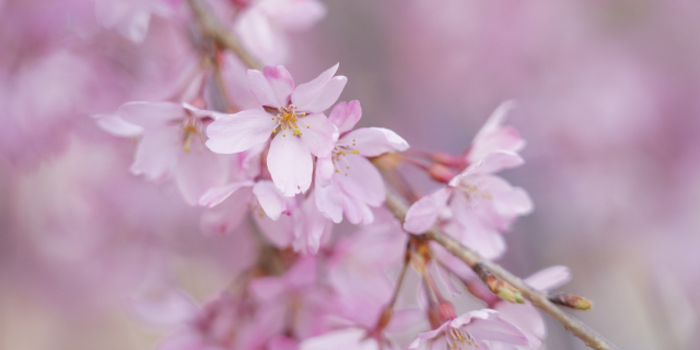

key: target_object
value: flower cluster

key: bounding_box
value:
[4,0,584,349]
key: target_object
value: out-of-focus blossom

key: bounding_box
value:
[409,309,530,350]
[105,101,229,205]
[206,64,345,196]
[234,0,326,64]
[404,103,532,259]
[315,100,409,224]
[94,0,178,43]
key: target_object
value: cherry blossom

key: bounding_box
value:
[206,64,345,196]
[409,309,530,350]
[234,0,326,64]
[315,100,409,224]
[104,101,229,205]
[94,0,177,42]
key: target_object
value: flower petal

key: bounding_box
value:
[258,0,327,31]
[263,65,295,106]
[205,109,275,154]
[247,68,282,107]
[296,113,338,157]
[118,101,183,128]
[291,63,347,113]
[130,127,180,180]
[403,187,452,233]
[315,183,344,223]
[174,149,230,206]
[525,266,571,291]
[253,180,288,220]
[199,188,251,235]
[342,127,409,157]
[267,130,313,196]
[93,113,144,137]
[314,156,335,188]
[199,181,255,208]
[336,155,385,207]
[328,100,361,134]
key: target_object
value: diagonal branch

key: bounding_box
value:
[383,190,619,350]
[186,0,262,70]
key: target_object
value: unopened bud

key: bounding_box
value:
[474,263,524,304]
[549,292,593,310]
[431,152,466,168]
[428,164,456,183]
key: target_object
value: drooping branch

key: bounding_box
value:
[186,0,262,70]
[383,190,619,350]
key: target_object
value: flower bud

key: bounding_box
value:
[428,164,456,183]
[474,263,524,304]
[549,292,593,310]
[431,152,466,168]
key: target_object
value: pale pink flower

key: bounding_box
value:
[409,309,530,350]
[315,101,409,224]
[206,64,345,196]
[106,101,229,205]
[403,103,532,259]
[199,178,295,247]
[292,192,333,254]
[234,0,326,64]
[94,0,176,43]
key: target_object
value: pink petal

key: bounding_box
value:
[130,126,180,180]
[315,183,344,223]
[494,302,545,348]
[205,109,275,154]
[118,101,183,128]
[478,175,534,218]
[336,155,385,207]
[253,180,288,220]
[291,63,347,113]
[93,113,144,137]
[342,127,409,157]
[297,113,338,157]
[328,100,362,134]
[174,150,230,206]
[300,328,378,350]
[258,0,327,31]
[403,187,452,233]
[263,66,295,106]
[314,156,335,188]
[248,67,285,107]
[466,317,530,347]
[199,181,255,207]
[267,130,313,196]
[293,194,332,254]
[469,126,525,164]
[449,194,507,259]
[473,100,517,143]
[236,8,286,65]
[129,289,196,328]
[340,195,374,225]
[525,266,571,291]
[199,188,251,235]
[249,276,289,302]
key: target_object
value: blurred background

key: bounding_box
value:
[1,0,699,349]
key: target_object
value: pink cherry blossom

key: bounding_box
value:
[403,103,532,259]
[315,100,409,224]
[206,64,345,196]
[94,0,177,43]
[199,178,295,247]
[409,309,530,350]
[234,0,326,64]
[103,101,229,205]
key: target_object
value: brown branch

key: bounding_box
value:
[383,190,619,350]
[186,0,262,70]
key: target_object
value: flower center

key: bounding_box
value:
[457,180,492,202]
[274,105,306,137]
[181,117,204,153]
[447,327,478,349]
[331,139,359,176]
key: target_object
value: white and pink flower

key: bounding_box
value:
[206,64,345,196]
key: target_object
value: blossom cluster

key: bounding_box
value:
[0,0,582,349]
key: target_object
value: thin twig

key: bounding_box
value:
[383,190,619,350]
[186,0,262,70]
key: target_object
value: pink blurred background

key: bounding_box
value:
[1,0,699,349]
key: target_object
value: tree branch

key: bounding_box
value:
[383,190,619,350]
[186,0,262,70]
